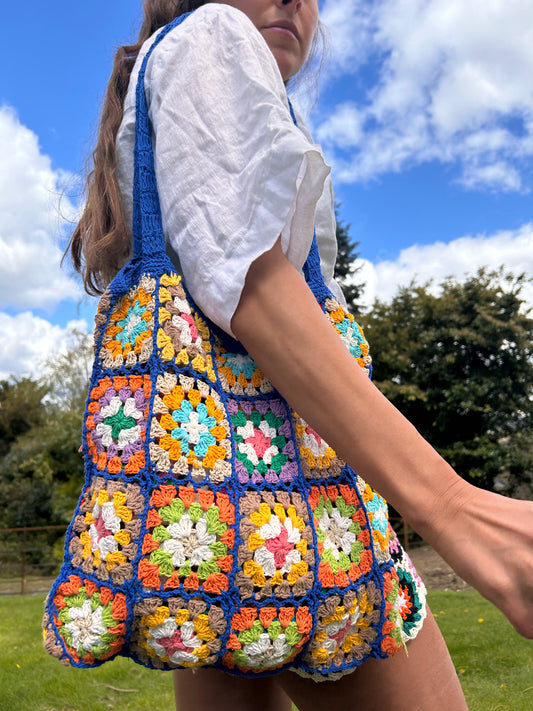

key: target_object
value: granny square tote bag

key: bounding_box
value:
[43,10,426,680]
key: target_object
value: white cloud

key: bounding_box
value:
[0,106,81,310]
[0,312,89,381]
[357,223,533,311]
[458,161,523,193]
[318,0,533,191]
[316,102,364,147]
[320,0,373,71]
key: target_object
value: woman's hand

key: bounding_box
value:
[425,480,533,638]
[232,238,533,638]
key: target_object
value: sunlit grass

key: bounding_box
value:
[1,594,173,711]
[428,590,533,711]
[1,590,531,710]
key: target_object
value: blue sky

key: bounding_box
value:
[1,0,532,378]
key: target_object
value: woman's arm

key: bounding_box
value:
[231,237,533,639]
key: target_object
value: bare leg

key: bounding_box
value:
[276,607,468,711]
[173,667,293,711]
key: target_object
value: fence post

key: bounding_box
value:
[20,528,26,595]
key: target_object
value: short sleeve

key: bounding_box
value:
[140,5,330,336]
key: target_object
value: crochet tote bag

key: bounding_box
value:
[43,12,426,680]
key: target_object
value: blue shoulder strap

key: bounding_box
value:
[132,12,328,297]
[132,13,190,263]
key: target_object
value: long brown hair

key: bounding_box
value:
[68,0,207,296]
[68,0,323,296]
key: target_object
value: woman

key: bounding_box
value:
[67,1,533,709]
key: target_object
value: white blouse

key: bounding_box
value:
[116,3,345,337]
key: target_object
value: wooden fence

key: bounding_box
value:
[0,525,65,595]
[0,518,412,596]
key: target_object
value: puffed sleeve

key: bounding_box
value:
[143,5,331,336]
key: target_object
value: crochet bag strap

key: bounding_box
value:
[132,11,328,299]
[131,15,187,265]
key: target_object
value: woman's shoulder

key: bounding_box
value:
[150,4,276,66]
[143,4,286,104]
[122,4,284,118]
[183,3,262,37]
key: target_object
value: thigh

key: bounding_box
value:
[275,607,468,711]
[173,667,293,711]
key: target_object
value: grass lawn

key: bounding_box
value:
[427,590,533,711]
[1,590,531,711]
[1,594,173,711]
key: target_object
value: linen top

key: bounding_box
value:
[116,3,346,337]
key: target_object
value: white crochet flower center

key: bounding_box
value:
[65,601,106,652]
[161,513,216,567]
[242,632,291,668]
[319,508,355,561]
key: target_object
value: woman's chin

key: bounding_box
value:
[266,46,304,83]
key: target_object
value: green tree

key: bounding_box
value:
[0,377,48,457]
[334,205,365,314]
[44,329,93,413]
[0,332,92,530]
[363,269,533,493]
